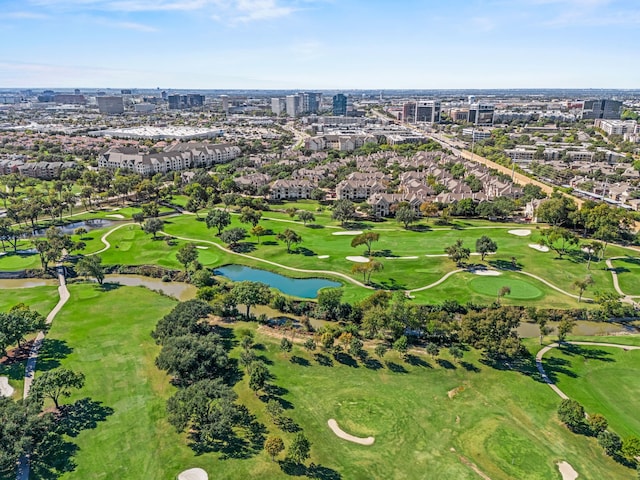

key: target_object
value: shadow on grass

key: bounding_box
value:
[58,398,114,438]
[313,353,334,367]
[489,259,522,271]
[436,359,456,370]
[480,353,546,383]
[37,339,74,372]
[376,278,406,291]
[343,222,372,231]
[29,434,78,480]
[333,352,358,368]
[385,361,408,373]
[290,355,310,367]
[97,282,121,292]
[293,247,316,257]
[460,361,481,373]
[405,354,432,368]
[306,224,325,229]
[371,249,394,258]
[279,461,342,479]
[363,358,383,370]
[560,344,615,362]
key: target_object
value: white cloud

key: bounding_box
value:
[0,11,50,19]
[106,20,159,31]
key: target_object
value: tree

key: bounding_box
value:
[248,361,269,395]
[239,207,262,227]
[251,225,266,244]
[297,210,315,225]
[459,306,523,359]
[143,217,164,239]
[445,239,470,267]
[232,281,272,319]
[132,212,144,225]
[395,203,419,229]
[156,333,230,386]
[374,344,387,359]
[536,194,576,226]
[31,368,85,409]
[151,300,213,344]
[621,436,640,461]
[598,431,622,457]
[317,288,343,320]
[264,436,285,461]
[448,345,463,363]
[497,286,511,302]
[266,399,284,421]
[582,241,603,270]
[557,399,585,431]
[588,414,608,436]
[76,254,105,285]
[205,209,231,235]
[572,275,594,303]
[276,229,302,253]
[176,243,199,273]
[419,201,438,219]
[310,188,326,201]
[350,232,379,256]
[475,235,498,261]
[364,260,383,284]
[351,262,369,283]
[303,338,316,352]
[540,227,578,258]
[0,304,47,354]
[393,335,408,359]
[287,432,311,464]
[425,343,439,358]
[332,199,356,226]
[557,315,576,342]
[220,227,247,248]
[280,337,293,356]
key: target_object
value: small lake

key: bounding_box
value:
[105,275,197,301]
[214,265,341,299]
[34,219,115,236]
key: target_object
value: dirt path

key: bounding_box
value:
[17,266,70,480]
[535,341,640,400]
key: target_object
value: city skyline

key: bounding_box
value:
[1,0,639,89]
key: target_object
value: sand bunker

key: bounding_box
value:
[195,246,209,250]
[177,468,208,480]
[328,419,375,445]
[557,461,578,480]
[332,231,363,236]
[508,229,531,237]
[529,243,550,252]
[0,377,14,397]
[471,269,502,276]
[346,256,370,263]
[105,214,125,219]
[317,255,330,259]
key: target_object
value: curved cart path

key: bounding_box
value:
[535,341,640,400]
[88,222,135,256]
[605,257,640,305]
[17,266,70,480]
[89,220,622,304]
[159,232,374,290]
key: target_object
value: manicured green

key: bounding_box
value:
[42,289,634,479]
[541,343,640,439]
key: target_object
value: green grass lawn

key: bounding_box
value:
[40,286,634,479]
[541,343,640,439]
[611,256,640,296]
[0,285,60,399]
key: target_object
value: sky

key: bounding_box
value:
[0,0,639,89]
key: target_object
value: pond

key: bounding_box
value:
[104,275,197,301]
[34,219,115,236]
[214,265,341,299]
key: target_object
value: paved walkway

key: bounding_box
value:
[535,341,640,401]
[605,257,640,305]
[17,266,70,480]
[88,222,135,256]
